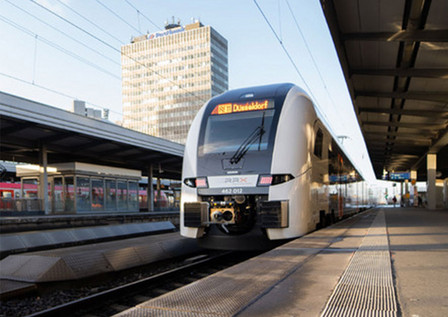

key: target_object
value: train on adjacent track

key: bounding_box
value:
[181,83,371,250]
[0,182,172,212]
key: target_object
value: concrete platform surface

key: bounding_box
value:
[0,221,175,258]
[0,232,201,290]
[115,207,448,317]
[386,208,448,317]
[0,211,179,233]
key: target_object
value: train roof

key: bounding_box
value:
[210,83,298,103]
[208,83,366,181]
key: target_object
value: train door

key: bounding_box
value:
[311,121,329,226]
[337,154,345,218]
[0,185,15,211]
[328,142,337,220]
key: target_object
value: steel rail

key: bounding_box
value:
[27,252,233,317]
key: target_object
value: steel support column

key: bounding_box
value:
[411,170,418,207]
[39,144,50,214]
[156,177,161,211]
[147,165,154,212]
[427,154,437,209]
[443,178,448,209]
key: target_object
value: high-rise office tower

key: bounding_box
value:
[121,20,228,144]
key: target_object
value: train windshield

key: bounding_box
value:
[200,106,275,155]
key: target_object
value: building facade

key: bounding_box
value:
[121,21,228,144]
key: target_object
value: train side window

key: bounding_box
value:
[328,147,336,175]
[314,128,323,159]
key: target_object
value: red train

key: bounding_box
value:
[0,182,175,212]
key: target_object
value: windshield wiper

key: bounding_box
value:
[229,125,265,165]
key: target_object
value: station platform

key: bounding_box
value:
[0,221,176,259]
[0,232,202,298]
[116,207,448,317]
[0,211,180,233]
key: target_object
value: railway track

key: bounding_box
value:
[26,251,260,317]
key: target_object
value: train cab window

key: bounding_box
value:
[314,128,323,159]
[201,108,275,155]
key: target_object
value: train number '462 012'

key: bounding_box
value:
[221,188,243,194]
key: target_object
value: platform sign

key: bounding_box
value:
[390,172,410,180]
[329,175,348,182]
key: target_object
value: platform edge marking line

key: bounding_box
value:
[234,211,377,317]
[320,210,398,317]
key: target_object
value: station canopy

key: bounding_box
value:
[0,92,184,180]
[321,0,448,180]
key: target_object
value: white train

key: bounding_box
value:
[181,83,369,250]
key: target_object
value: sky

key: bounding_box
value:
[0,0,376,181]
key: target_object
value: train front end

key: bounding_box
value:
[181,84,296,250]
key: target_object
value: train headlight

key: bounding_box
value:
[257,174,294,186]
[195,177,208,188]
[184,177,208,188]
[272,174,294,185]
[257,175,273,186]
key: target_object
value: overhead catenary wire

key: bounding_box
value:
[285,0,339,115]
[285,0,328,92]
[0,71,79,100]
[30,0,125,51]
[252,0,317,104]
[0,71,120,115]
[253,0,336,128]
[136,9,141,32]
[278,0,282,42]
[94,0,141,34]
[0,13,121,80]
[272,0,372,179]
[5,0,120,67]
[124,0,162,31]
[54,0,125,45]
[283,0,369,163]
[29,0,208,104]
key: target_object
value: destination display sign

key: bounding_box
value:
[211,99,273,115]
